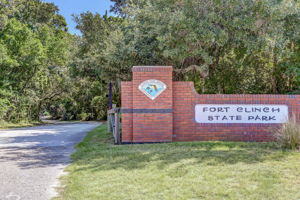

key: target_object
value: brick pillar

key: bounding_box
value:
[121,82,133,143]
[121,66,173,143]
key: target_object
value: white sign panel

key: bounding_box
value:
[195,104,289,124]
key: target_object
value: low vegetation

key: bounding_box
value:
[55,125,300,200]
[0,120,41,129]
[275,116,300,150]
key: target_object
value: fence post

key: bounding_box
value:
[115,111,120,144]
[108,82,113,110]
[107,82,113,133]
[107,112,112,132]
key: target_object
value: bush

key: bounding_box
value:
[79,112,93,121]
[274,116,300,150]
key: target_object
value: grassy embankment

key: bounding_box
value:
[55,125,300,200]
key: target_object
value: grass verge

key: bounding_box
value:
[54,125,300,200]
[0,120,42,129]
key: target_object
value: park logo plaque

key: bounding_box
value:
[139,79,167,100]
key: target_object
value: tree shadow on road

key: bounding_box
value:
[0,123,97,169]
[0,145,72,169]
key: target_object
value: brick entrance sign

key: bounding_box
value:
[121,66,300,143]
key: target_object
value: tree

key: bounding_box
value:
[110,0,127,15]
[0,0,71,122]
[106,0,300,94]
[0,0,67,30]
[60,13,124,120]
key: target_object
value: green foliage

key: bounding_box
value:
[106,0,299,94]
[0,0,67,31]
[49,12,124,121]
[0,0,71,122]
[52,0,300,121]
[110,0,127,15]
[0,88,12,119]
[1,0,300,124]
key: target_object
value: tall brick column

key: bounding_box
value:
[121,81,133,142]
[121,66,173,143]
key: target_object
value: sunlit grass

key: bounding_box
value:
[55,125,300,200]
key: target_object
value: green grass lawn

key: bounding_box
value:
[55,125,300,200]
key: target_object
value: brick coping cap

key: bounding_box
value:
[132,66,173,72]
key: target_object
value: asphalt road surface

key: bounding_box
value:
[0,122,100,200]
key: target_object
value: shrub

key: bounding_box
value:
[79,112,93,121]
[274,116,300,150]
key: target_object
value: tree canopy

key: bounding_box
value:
[0,0,70,121]
[104,0,300,94]
[0,0,300,123]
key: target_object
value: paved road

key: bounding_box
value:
[0,122,100,200]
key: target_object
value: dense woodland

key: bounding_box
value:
[0,0,300,123]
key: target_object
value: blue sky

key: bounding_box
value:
[44,0,113,35]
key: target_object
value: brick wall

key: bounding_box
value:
[173,82,300,142]
[121,66,300,143]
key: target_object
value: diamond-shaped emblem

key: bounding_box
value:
[138,79,167,100]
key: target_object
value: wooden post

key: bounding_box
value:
[107,112,112,132]
[108,82,113,110]
[115,112,120,144]
[107,82,113,133]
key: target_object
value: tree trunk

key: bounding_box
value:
[271,52,278,94]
